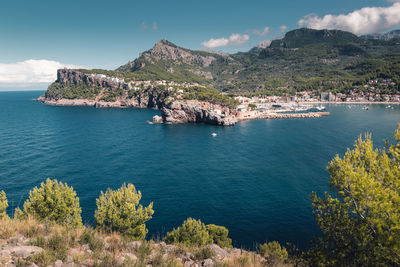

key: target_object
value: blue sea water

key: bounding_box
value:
[0,90,399,249]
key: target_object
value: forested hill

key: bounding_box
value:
[82,28,400,95]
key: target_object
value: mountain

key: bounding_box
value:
[361,29,400,41]
[269,28,361,48]
[46,28,400,97]
[111,28,399,94]
[116,39,237,85]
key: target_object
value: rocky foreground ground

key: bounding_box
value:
[0,218,290,267]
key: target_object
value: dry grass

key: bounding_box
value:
[0,217,292,267]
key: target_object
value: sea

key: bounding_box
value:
[0,90,399,249]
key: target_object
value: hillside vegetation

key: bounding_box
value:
[111,28,400,95]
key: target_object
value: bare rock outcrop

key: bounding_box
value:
[161,100,237,126]
[42,69,237,126]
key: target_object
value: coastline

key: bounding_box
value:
[296,101,400,105]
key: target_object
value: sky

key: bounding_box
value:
[0,0,399,90]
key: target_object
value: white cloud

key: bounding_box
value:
[140,22,158,31]
[280,25,288,33]
[298,3,400,35]
[252,26,270,36]
[201,33,250,48]
[257,40,272,48]
[0,59,82,86]
[140,22,147,30]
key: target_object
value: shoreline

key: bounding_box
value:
[237,112,330,121]
[36,96,400,126]
[296,101,400,105]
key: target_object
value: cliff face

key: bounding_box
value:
[56,69,125,89]
[41,69,237,126]
[161,100,237,126]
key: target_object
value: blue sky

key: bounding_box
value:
[0,0,399,89]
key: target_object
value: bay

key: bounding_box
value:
[0,90,399,249]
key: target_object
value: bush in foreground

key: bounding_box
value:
[258,241,288,266]
[307,129,400,266]
[16,178,82,227]
[164,218,232,248]
[206,224,232,248]
[94,183,154,240]
[0,190,8,219]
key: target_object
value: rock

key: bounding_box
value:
[230,248,242,257]
[28,264,39,267]
[184,260,195,267]
[164,244,176,254]
[123,252,137,262]
[161,100,237,126]
[116,255,125,265]
[66,255,74,264]
[54,260,63,267]
[203,259,214,267]
[207,244,228,261]
[128,240,142,249]
[0,246,43,259]
[81,259,93,267]
[152,115,163,124]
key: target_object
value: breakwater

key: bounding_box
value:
[238,112,330,121]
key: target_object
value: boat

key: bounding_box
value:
[362,106,369,110]
[211,133,217,137]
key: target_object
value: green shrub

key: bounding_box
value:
[80,229,104,253]
[236,255,249,267]
[164,218,211,246]
[18,179,82,226]
[165,218,233,248]
[248,103,257,110]
[206,224,232,248]
[31,233,69,265]
[0,190,8,218]
[258,241,288,265]
[194,246,215,261]
[94,183,154,240]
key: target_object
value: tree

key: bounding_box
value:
[309,129,400,266]
[258,241,288,266]
[18,178,82,226]
[165,218,233,247]
[164,218,211,246]
[94,183,154,240]
[206,224,232,248]
[0,190,8,219]
[248,103,257,110]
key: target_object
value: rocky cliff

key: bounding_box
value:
[161,100,237,126]
[41,69,237,126]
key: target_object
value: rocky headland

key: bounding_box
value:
[39,69,237,126]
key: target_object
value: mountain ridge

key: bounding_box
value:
[45,28,400,96]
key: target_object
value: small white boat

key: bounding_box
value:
[316,105,326,111]
[211,133,217,137]
[362,106,369,110]
[348,105,352,109]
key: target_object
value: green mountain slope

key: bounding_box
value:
[75,28,400,95]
